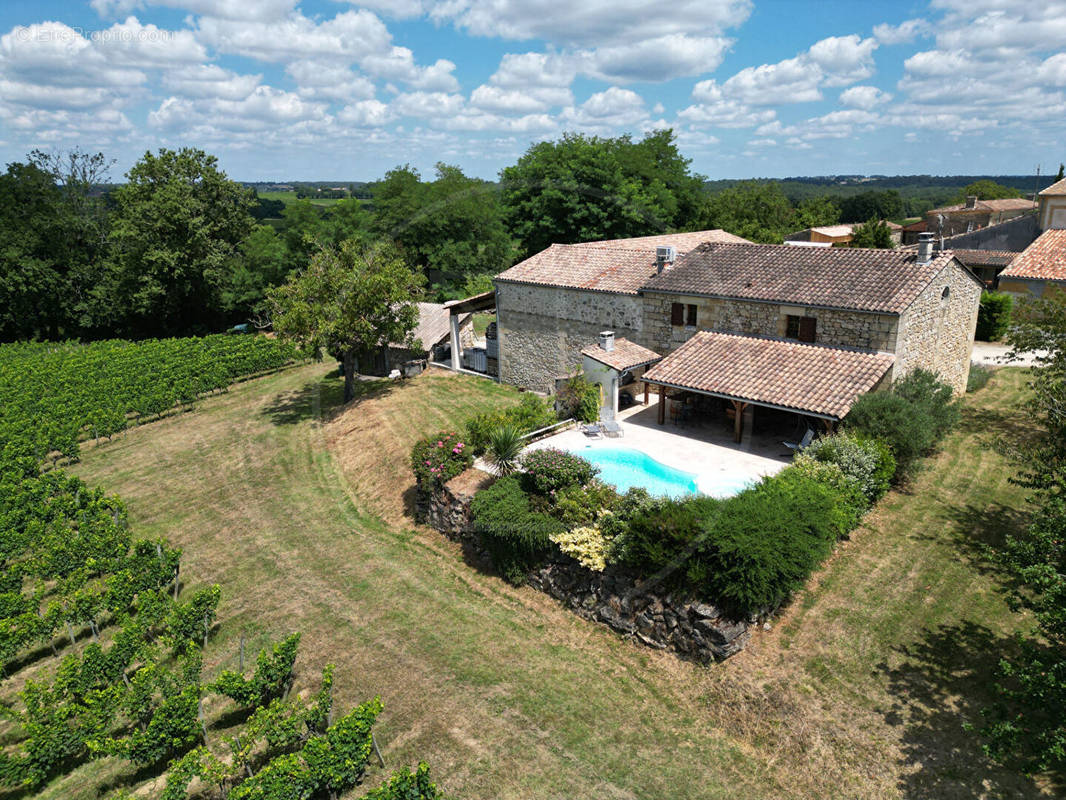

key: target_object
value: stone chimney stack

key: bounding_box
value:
[917,232,935,264]
[599,331,615,352]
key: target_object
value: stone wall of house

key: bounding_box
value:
[641,291,899,354]
[894,259,982,393]
[418,470,753,663]
[496,282,644,392]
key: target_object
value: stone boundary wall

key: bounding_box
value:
[416,469,753,663]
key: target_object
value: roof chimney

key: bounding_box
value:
[917,232,935,264]
[965,195,978,209]
[655,245,676,274]
[599,331,615,352]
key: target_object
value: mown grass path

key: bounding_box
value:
[65,363,1056,799]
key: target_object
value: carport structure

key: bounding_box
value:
[642,331,895,442]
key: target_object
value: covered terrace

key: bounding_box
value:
[641,332,894,442]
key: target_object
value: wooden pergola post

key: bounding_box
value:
[731,400,749,443]
[823,418,836,435]
[643,382,649,405]
[657,385,666,425]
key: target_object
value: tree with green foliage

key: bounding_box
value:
[838,190,904,223]
[698,181,796,243]
[222,225,290,320]
[975,291,1013,341]
[1055,163,1065,182]
[106,148,255,336]
[501,130,703,257]
[955,179,1021,201]
[793,195,841,230]
[976,289,1066,772]
[268,241,424,402]
[373,163,514,296]
[0,149,113,341]
[850,218,895,249]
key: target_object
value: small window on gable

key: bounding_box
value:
[686,304,698,326]
[670,302,684,326]
[941,285,951,300]
[786,314,817,343]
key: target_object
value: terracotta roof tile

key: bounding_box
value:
[643,332,894,419]
[495,230,748,294]
[392,303,468,349]
[951,249,1020,268]
[643,243,958,313]
[928,198,1036,214]
[580,338,661,371]
[1039,177,1066,196]
[999,229,1066,282]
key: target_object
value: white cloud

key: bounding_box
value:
[489,52,575,88]
[92,0,299,22]
[337,98,395,126]
[806,34,878,85]
[149,85,328,133]
[873,18,930,45]
[162,63,260,99]
[579,34,732,82]
[391,91,465,119]
[359,47,459,91]
[337,0,426,19]
[1037,53,1066,85]
[194,9,392,63]
[678,80,777,127]
[839,85,891,109]
[560,87,648,128]
[470,84,572,113]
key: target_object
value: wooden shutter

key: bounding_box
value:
[798,316,817,343]
[670,303,684,326]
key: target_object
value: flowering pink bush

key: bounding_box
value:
[411,430,473,492]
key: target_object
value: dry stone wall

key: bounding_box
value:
[416,470,752,663]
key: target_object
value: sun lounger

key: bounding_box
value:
[602,420,624,438]
[582,422,603,438]
[783,427,814,453]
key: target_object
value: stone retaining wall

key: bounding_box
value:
[416,469,752,663]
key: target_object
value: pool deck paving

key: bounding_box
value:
[524,397,790,496]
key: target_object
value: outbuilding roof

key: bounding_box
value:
[1039,177,1066,196]
[999,229,1066,282]
[494,230,748,295]
[927,198,1036,214]
[951,249,1019,268]
[394,303,469,350]
[643,242,960,314]
[642,332,894,420]
[580,338,661,371]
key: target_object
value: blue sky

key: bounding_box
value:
[0,0,1063,181]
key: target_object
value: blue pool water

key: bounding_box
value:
[568,445,700,499]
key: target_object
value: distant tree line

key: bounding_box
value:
[2,135,1060,343]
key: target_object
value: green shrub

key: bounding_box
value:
[976,291,1013,341]
[550,479,619,527]
[470,475,564,583]
[550,525,611,571]
[618,496,717,576]
[520,448,598,494]
[410,430,472,493]
[784,459,867,537]
[556,374,601,423]
[845,369,957,478]
[465,394,557,455]
[967,362,994,392]
[893,368,960,440]
[700,472,840,616]
[802,431,895,502]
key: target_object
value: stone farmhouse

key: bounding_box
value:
[923,195,1036,238]
[492,231,983,431]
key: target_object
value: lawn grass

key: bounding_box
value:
[258,190,350,208]
[46,363,1059,799]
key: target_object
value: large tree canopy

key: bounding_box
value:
[500,130,703,257]
[373,163,513,297]
[106,148,255,336]
[268,241,424,401]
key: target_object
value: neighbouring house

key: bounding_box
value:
[363,302,474,376]
[900,219,927,246]
[785,221,902,246]
[951,249,1020,288]
[493,231,983,434]
[997,229,1066,298]
[970,178,1066,298]
[923,195,1036,238]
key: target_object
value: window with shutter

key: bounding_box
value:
[686,304,698,326]
[670,303,684,326]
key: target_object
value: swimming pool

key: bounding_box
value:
[567,444,755,499]
[559,444,706,499]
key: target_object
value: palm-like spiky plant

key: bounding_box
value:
[487,424,524,475]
